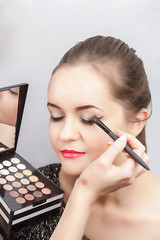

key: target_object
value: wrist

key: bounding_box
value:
[70,177,97,207]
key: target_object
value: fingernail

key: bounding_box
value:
[116,129,121,133]
[107,141,113,145]
[119,135,127,142]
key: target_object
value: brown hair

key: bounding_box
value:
[52,35,152,149]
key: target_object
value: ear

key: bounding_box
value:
[129,108,148,137]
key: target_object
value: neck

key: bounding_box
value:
[59,168,78,202]
[59,166,158,207]
[99,171,158,208]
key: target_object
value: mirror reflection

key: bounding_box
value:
[0,87,19,151]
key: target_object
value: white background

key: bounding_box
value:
[0,0,160,178]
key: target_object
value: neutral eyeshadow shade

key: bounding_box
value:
[0,169,9,175]
[20,178,30,185]
[0,163,3,169]
[27,184,36,191]
[35,182,45,188]
[41,188,51,195]
[0,148,5,152]
[9,166,18,173]
[14,172,24,179]
[9,191,19,197]
[18,187,28,194]
[6,175,15,182]
[25,194,34,201]
[16,197,26,204]
[0,178,7,184]
[2,160,12,167]
[33,190,43,198]
[17,164,26,170]
[29,175,38,182]
[3,184,13,191]
[12,181,22,188]
[11,158,20,164]
[23,169,32,176]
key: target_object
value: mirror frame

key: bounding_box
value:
[0,83,28,156]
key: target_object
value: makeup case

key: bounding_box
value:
[0,83,64,235]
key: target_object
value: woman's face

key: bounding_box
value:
[0,87,19,126]
[48,65,132,176]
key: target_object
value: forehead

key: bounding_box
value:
[48,65,114,106]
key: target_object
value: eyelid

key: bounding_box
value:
[80,118,93,125]
[50,116,64,122]
[80,116,103,125]
[48,108,65,118]
[80,115,103,121]
[9,89,18,95]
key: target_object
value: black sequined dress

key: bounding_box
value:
[0,164,89,240]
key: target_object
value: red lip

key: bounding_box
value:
[61,149,86,159]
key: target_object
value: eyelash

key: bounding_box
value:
[80,118,94,126]
[9,89,18,95]
[50,116,64,122]
[50,116,102,125]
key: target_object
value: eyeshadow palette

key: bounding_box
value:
[0,83,64,235]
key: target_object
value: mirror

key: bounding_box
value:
[0,86,19,151]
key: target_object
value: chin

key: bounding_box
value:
[61,160,87,177]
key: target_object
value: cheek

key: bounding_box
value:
[84,129,111,158]
[5,100,18,125]
[49,122,59,150]
[1,96,18,126]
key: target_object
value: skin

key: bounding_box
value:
[48,65,160,240]
[0,87,19,126]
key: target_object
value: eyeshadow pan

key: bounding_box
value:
[0,147,5,152]
[20,178,30,185]
[16,197,26,204]
[17,164,26,170]
[3,184,13,191]
[0,169,9,175]
[27,184,36,191]
[35,182,45,188]
[18,188,28,194]
[9,191,19,198]
[12,181,21,188]
[41,188,51,195]
[11,158,20,164]
[3,160,12,167]
[6,175,15,182]
[33,191,43,198]
[14,172,24,179]
[0,163,3,169]
[23,169,32,176]
[25,194,34,201]
[0,178,7,184]
[9,166,18,173]
[29,175,38,182]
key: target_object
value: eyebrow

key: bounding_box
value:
[47,102,103,111]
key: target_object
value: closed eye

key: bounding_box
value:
[81,116,103,126]
[80,118,95,126]
[50,116,64,122]
[9,89,18,95]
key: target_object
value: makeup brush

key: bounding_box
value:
[92,116,150,170]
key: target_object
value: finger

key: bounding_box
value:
[116,130,146,159]
[124,151,150,178]
[99,135,127,164]
[116,130,146,153]
[134,152,150,177]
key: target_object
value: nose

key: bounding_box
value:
[59,117,80,142]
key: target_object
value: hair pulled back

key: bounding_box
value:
[52,35,152,149]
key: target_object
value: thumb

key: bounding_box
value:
[99,135,127,164]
